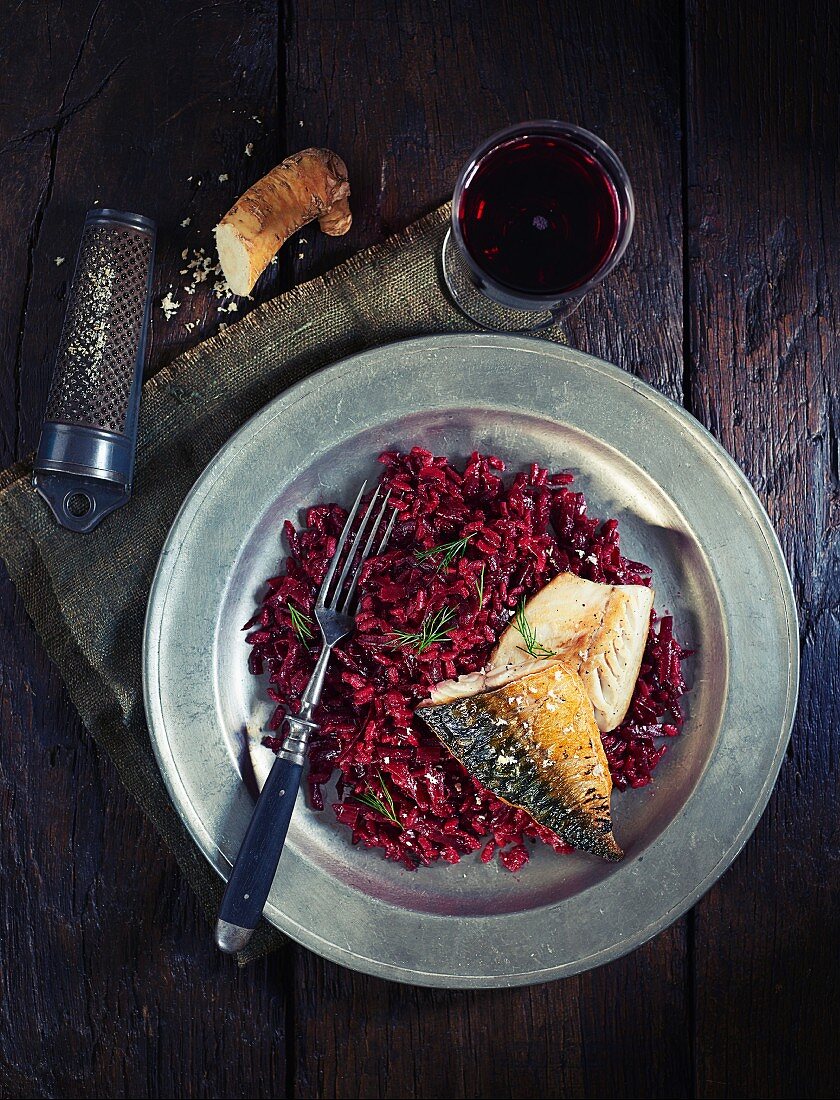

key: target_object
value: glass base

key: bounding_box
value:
[441,228,575,335]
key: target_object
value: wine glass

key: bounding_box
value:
[441,120,635,331]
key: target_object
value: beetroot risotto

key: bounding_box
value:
[245,449,689,872]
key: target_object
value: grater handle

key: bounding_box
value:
[31,470,132,533]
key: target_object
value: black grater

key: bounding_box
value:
[33,208,156,532]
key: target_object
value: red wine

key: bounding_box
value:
[457,133,622,296]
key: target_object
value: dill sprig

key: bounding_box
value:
[392,605,457,654]
[287,601,314,643]
[475,564,485,609]
[513,596,556,658]
[354,771,402,829]
[414,532,475,571]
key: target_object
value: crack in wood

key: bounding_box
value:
[0,62,128,156]
[7,0,126,459]
[11,136,56,458]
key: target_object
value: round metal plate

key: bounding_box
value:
[143,334,798,988]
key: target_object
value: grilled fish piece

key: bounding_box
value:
[419,663,623,861]
[490,573,654,732]
[429,574,654,732]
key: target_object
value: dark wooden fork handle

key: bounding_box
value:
[215,752,303,953]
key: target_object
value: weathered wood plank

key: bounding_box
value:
[284,3,690,1097]
[685,2,840,1096]
[0,3,288,1097]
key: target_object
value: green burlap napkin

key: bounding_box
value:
[0,203,566,964]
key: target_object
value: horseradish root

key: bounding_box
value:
[214,148,351,295]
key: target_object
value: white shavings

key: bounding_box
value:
[181,217,191,227]
[184,321,196,332]
[298,119,304,126]
[546,702,556,712]
[218,322,228,331]
[218,173,229,182]
[497,754,517,766]
[182,247,213,286]
[54,256,65,266]
[244,142,254,157]
[252,115,262,123]
[585,553,598,564]
[160,291,180,319]
[297,252,304,259]
[177,245,237,314]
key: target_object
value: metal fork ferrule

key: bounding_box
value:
[278,715,319,766]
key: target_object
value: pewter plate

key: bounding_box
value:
[143,334,798,987]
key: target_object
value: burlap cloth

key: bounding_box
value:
[0,204,567,964]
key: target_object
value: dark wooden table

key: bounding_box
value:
[1,2,837,1097]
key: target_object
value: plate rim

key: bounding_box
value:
[143,333,799,986]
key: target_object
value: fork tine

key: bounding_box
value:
[327,484,385,609]
[339,492,392,612]
[375,507,398,557]
[315,480,366,608]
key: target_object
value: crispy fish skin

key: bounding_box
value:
[418,664,623,862]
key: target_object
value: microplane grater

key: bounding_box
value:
[33,208,156,532]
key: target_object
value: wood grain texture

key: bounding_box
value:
[0,3,289,1097]
[685,2,839,1097]
[284,3,690,1098]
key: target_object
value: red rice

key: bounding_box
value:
[246,448,688,871]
